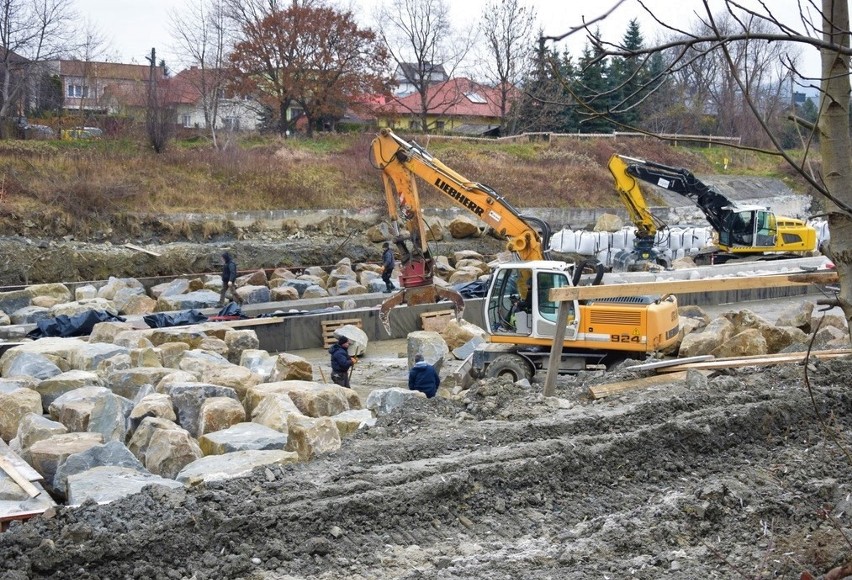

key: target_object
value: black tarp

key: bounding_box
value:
[28,310,126,339]
[143,309,208,328]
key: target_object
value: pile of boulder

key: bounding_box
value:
[671,300,850,357]
[0,251,496,327]
[0,320,400,511]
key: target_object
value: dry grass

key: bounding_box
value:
[0,132,813,237]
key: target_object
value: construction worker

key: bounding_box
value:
[217,252,237,307]
[328,336,356,388]
[381,241,396,293]
[408,354,439,398]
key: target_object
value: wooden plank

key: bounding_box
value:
[0,440,41,482]
[211,317,284,329]
[590,371,689,399]
[420,309,455,332]
[124,243,162,257]
[550,270,838,302]
[658,350,852,373]
[0,456,41,498]
[321,318,363,347]
[627,355,715,372]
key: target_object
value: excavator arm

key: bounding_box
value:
[371,128,550,262]
[611,154,735,234]
[370,128,551,333]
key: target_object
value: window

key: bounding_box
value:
[465,92,487,104]
[409,119,421,130]
[222,117,240,130]
[435,120,445,131]
[66,84,89,98]
[536,272,570,323]
[181,115,192,127]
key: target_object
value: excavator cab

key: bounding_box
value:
[486,262,578,340]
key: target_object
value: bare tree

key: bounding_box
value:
[476,0,537,133]
[0,0,75,134]
[375,0,475,133]
[170,0,233,149]
[145,48,173,153]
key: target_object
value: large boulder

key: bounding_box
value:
[407,331,449,368]
[332,325,368,357]
[121,295,157,315]
[50,298,117,318]
[112,287,147,313]
[105,367,175,400]
[285,415,341,461]
[0,288,34,315]
[176,449,299,484]
[203,365,263,400]
[10,413,67,463]
[156,382,239,437]
[53,440,146,498]
[2,352,62,381]
[158,342,191,368]
[128,393,177,435]
[332,409,376,438]
[127,416,202,479]
[678,317,734,357]
[10,305,51,325]
[67,466,183,506]
[448,216,480,238]
[240,349,278,382]
[250,393,304,432]
[711,328,768,358]
[198,422,287,455]
[198,397,246,435]
[150,278,190,299]
[155,290,219,312]
[0,385,42,441]
[89,321,137,344]
[178,349,232,375]
[245,381,351,418]
[48,386,131,441]
[69,343,130,372]
[274,353,314,381]
[366,387,425,416]
[775,300,816,333]
[440,319,487,350]
[29,431,104,491]
[36,369,103,412]
[234,285,271,305]
[224,329,260,364]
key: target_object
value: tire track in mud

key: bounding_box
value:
[3,368,851,579]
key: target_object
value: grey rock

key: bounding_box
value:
[66,465,182,506]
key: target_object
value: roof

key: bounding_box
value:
[383,78,509,118]
[56,60,165,82]
[395,62,448,83]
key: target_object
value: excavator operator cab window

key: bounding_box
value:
[754,210,776,247]
[488,268,533,333]
[730,211,755,245]
[536,272,572,324]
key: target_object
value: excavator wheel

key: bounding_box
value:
[484,354,533,382]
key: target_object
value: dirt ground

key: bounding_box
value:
[2,294,852,579]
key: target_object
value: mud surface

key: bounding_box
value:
[3,356,852,579]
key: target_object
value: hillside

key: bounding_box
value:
[0,133,815,243]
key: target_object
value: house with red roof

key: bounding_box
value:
[45,60,165,114]
[373,77,512,136]
[166,67,262,131]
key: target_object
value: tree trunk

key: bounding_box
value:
[819,0,852,332]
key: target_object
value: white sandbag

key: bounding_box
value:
[669,227,684,250]
[611,228,629,250]
[576,231,598,255]
[686,227,711,249]
[596,232,611,251]
[549,229,577,253]
[596,249,611,267]
[672,248,685,260]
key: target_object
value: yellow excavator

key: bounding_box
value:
[370,128,680,380]
[608,154,818,268]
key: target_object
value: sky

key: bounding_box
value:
[72,0,822,85]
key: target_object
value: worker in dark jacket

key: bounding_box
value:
[218,252,238,307]
[381,242,396,293]
[328,336,355,388]
[408,354,440,398]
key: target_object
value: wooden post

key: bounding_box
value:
[543,300,570,397]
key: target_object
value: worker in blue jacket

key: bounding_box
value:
[329,336,355,388]
[408,354,440,398]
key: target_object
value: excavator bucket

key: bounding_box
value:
[379,285,465,335]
